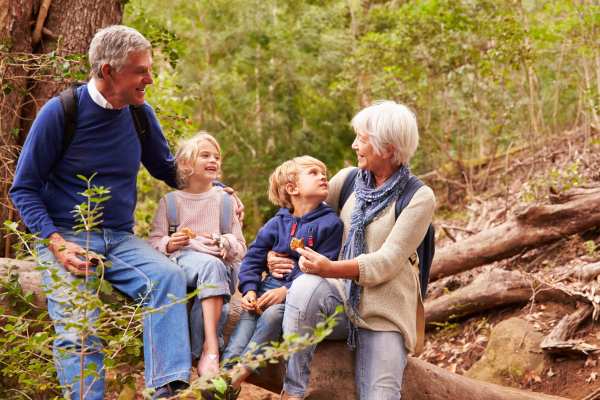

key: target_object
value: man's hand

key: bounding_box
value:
[267,251,294,278]
[297,247,332,276]
[48,233,93,276]
[256,286,287,309]
[222,186,245,223]
[166,231,190,253]
[241,290,258,311]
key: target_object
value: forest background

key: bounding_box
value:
[1,0,598,240]
[0,0,599,398]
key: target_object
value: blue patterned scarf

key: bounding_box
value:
[342,165,410,348]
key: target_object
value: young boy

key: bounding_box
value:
[222,155,343,388]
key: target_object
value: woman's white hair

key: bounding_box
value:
[351,100,419,166]
[88,25,151,79]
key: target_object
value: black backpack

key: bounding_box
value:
[58,84,150,157]
[338,168,435,298]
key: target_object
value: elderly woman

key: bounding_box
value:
[271,100,435,400]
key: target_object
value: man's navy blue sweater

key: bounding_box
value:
[238,203,344,295]
[10,85,177,238]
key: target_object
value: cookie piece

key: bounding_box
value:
[180,227,197,239]
[290,237,304,250]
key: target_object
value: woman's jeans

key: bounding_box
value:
[38,228,191,400]
[174,250,233,359]
[282,274,408,400]
[221,276,286,368]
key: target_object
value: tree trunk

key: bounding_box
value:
[0,258,568,400]
[430,191,600,281]
[0,0,123,258]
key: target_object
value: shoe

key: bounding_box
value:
[197,353,220,377]
[152,380,189,399]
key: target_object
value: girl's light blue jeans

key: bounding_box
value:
[38,228,191,400]
[221,276,285,368]
[173,250,233,359]
[282,274,408,400]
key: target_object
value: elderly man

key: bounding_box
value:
[10,26,191,398]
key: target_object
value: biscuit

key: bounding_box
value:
[290,237,304,250]
[180,227,196,239]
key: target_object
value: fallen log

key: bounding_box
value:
[1,258,569,399]
[431,190,600,281]
[424,269,582,324]
[540,304,597,355]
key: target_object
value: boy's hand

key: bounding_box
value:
[241,290,257,311]
[257,287,287,309]
[267,251,294,278]
[166,231,190,253]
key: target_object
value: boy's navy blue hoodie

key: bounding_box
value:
[238,202,344,295]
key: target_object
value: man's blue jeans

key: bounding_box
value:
[38,228,191,399]
[221,276,285,368]
[282,274,408,400]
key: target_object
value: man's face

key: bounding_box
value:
[108,50,153,107]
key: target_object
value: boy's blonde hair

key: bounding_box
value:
[268,155,327,209]
[175,132,221,188]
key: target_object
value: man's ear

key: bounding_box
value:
[100,64,112,80]
[285,182,299,196]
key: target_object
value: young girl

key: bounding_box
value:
[149,132,246,377]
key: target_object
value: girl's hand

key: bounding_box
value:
[241,290,257,311]
[267,251,294,278]
[166,231,190,253]
[256,287,287,309]
[297,247,332,276]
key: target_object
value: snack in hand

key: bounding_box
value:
[290,237,304,250]
[249,299,263,315]
[180,227,197,239]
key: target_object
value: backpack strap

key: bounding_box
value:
[338,167,359,213]
[165,191,179,235]
[129,104,150,143]
[395,175,435,298]
[58,84,149,163]
[220,192,233,234]
[58,85,80,159]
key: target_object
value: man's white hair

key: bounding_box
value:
[88,25,151,79]
[351,100,419,166]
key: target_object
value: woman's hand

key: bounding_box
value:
[267,251,294,278]
[257,287,287,309]
[296,247,332,276]
[166,231,190,253]
[241,290,257,311]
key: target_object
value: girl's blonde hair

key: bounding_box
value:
[268,155,327,209]
[175,132,222,188]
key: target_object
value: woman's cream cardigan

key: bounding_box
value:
[326,167,436,354]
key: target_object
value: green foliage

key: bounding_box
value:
[122,0,599,240]
[520,159,585,202]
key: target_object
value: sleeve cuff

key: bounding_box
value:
[240,282,258,295]
[356,255,369,286]
[159,236,171,254]
[40,224,59,239]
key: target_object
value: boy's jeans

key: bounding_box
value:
[282,274,408,400]
[38,228,191,400]
[221,276,285,367]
